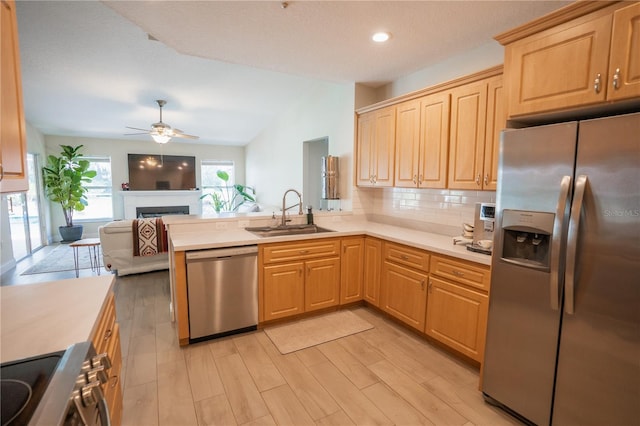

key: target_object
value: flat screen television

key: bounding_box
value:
[127,154,196,190]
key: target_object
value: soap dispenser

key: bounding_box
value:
[306,206,314,225]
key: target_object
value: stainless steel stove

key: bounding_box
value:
[1,341,111,426]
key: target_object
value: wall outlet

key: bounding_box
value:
[215,222,228,230]
[238,220,249,228]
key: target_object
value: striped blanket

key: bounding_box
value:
[132,218,168,257]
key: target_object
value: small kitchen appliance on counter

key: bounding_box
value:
[466,202,495,255]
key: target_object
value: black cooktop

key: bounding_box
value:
[1,351,64,426]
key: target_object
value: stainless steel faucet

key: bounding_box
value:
[281,189,303,226]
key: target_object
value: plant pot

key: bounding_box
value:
[59,225,83,242]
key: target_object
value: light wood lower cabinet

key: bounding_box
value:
[426,255,491,363]
[380,242,430,332]
[263,261,305,320]
[91,291,123,426]
[261,239,341,321]
[340,237,364,304]
[306,257,341,312]
[363,237,382,306]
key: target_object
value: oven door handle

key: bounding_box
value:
[98,397,111,426]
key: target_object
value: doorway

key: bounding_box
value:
[303,137,328,211]
[8,153,44,261]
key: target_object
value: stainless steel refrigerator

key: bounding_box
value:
[482,112,639,425]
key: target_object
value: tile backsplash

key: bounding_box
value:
[353,187,495,237]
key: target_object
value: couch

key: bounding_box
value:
[99,220,169,276]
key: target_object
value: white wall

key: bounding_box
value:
[44,135,245,241]
[376,41,504,100]
[245,81,356,212]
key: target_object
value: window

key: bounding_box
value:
[74,157,113,221]
[201,160,235,215]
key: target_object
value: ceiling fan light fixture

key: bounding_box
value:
[151,133,171,144]
[372,32,391,43]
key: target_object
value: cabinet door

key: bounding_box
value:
[425,276,488,362]
[363,237,382,306]
[373,106,396,187]
[356,111,376,186]
[394,100,421,188]
[305,257,341,312]
[483,76,506,190]
[608,2,640,101]
[504,12,612,117]
[0,0,28,193]
[263,262,305,321]
[418,92,450,189]
[340,237,364,304]
[448,81,488,190]
[380,261,428,331]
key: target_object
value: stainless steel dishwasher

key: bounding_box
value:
[186,245,258,341]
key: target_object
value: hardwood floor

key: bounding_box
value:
[113,271,519,426]
[2,257,519,425]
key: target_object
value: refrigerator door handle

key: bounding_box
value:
[565,174,588,315]
[550,175,572,311]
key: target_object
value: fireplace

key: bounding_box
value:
[136,205,190,218]
[121,190,202,219]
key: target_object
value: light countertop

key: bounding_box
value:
[0,275,115,363]
[169,219,491,266]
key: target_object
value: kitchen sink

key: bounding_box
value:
[245,224,335,238]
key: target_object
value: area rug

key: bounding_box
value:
[264,310,374,354]
[21,244,100,275]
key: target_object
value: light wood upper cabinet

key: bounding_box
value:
[395,93,450,189]
[499,2,640,117]
[483,76,506,191]
[608,2,640,101]
[0,0,28,193]
[363,237,382,306]
[356,106,396,187]
[448,81,488,190]
[340,237,364,305]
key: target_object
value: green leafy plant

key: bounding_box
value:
[42,145,97,227]
[200,170,256,213]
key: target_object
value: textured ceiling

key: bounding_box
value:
[17,1,570,146]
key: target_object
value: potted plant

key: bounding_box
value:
[42,145,97,242]
[200,170,256,213]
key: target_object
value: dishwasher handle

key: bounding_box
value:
[186,245,258,261]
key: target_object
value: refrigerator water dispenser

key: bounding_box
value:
[500,210,555,270]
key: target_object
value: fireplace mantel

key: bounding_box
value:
[121,190,202,219]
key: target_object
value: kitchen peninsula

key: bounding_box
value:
[165,213,492,366]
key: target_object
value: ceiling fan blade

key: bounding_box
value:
[124,132,150,136]
[172,132,199,139]
[126,126,151,132]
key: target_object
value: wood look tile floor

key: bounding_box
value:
[2,260,519,426]
[112,271,519,426]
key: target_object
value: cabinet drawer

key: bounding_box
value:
[383,242,429,272]
[430,255,490,292]
[103,323,122,402]
[263,238,340,264]
[92,292,116,355]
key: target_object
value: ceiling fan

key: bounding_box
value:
[126,100,199,144]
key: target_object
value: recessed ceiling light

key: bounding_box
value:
[372,32,391,43]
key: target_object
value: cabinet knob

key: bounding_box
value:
[594,73,602,94]
[421,280,425,290]
[0,164,3,182]
[428,280,433,292]
[612,68,621,90]
[452,270,465,277]
[412,174,417,185]
[484,174,489,186]
[475,174,481,186]
[418,174,423,184]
